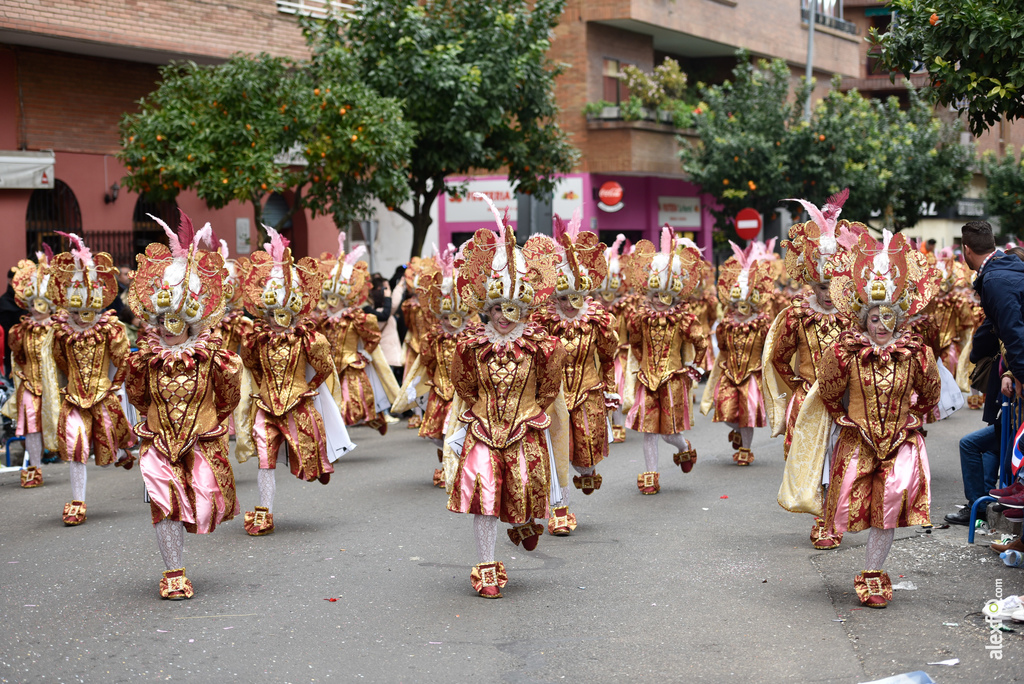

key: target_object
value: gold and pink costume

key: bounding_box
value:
[709,312,770,428]
[323,308,388,432]
[417,326,459,442]
[127,329,241,532]
[9,319,50,436]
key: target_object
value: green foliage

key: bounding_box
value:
[332,0,578,258]
[582,100,614,117]
[118,50,413,245]
[620,96,645,122]
[679,51,809,243]
[679,50,973,243]
[983,147,1024,235]
[871,0,1024,136]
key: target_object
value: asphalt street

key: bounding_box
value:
[1,393,1021,683]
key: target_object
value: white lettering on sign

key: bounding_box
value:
[657,196,701,228]
[445,178,518,223]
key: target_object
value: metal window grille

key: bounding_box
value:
[275,0,353,18]
[132,195,176,261]
[82,230,135,269]
[25,179,81,258]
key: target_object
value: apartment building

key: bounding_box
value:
[0,0,344,283]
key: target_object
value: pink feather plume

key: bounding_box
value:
[606,233,625,260]
[438,243,456,278]
[219,239,230,261]
[193,222,213,251]
[336,231,346,259]
[474,192,506,233]
[344,245,366,265]
[57,232,93,267]
[937,246,954,260]
[147,213,183,258]
[177,210,196,250]
[552,214,567,243]
[728,240,750,268]
[42,243,54,261]
[263,225,289,262]
[660,225,674,254]
[822,188,849,221]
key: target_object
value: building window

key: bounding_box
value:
[801,0,857,35]
[25,179,81,258]
[603,59,631,105]
[275,0,352,18]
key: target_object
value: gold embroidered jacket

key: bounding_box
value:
[770,296,846,394]
[451,323,566,450]
[322,309,381,373]
[401,299,431,356]
[818,331,941,459]
[534,301,618,410]
[126,330,242,461]
[419,327,460,403]
[930,291,974,352]
[215,309,254,354]
[9,318,49,396]
[716,313,770,384]
[52,310,129,408]
[628,305,707,391]
[241,319,334,417]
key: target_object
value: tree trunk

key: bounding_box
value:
[251,196,266,252]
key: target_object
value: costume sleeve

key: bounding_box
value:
[239,330,263,388]
[419,330,438,376]
[955,293,974,335]
[355,311,382,354]
[451,338,480,406]
[704,293,719,326]
[8,322,26,369]
[304,331,335,390]
[627,309,644,363]
[536,334,566,411]
[210,349,243,423]
[685,314,708,368]
[594,309,619,390]
[769,308,801,392]
[913,345,942,417]
[124,349,151,412]
[816,345,848,420]
[108,320,130,387]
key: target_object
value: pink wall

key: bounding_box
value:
[0,150,343,288]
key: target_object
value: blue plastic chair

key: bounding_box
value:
[968,397,1024,543]
[5,435,25,467]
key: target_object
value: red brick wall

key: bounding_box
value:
[1,0,311,61]
[15,47,160,154]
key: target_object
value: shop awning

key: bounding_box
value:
[0,151,56,190]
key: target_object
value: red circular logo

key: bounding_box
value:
[598,181,623,206]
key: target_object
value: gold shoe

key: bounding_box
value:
[62,500,86,525]
[20,466,44,488]
[160,567,194,600]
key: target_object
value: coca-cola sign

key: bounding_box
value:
[597,181,624,213]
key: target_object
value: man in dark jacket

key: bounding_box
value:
[949,221,1024,530]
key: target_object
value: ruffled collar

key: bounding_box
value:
[251,317,318,345]
[725,311,769,331]
[54,310,115,337]
[839,329,919,362]
[483,320,526,346]
[141,328,218,370]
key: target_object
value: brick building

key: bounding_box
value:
[0,0,344,286]
[434,0,864,251]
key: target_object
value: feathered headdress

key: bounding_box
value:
[828,229,936,323]
[551,207,608,306]
[242,226,323,322]
[127,210,225,334]
[623,226,703,306]
[11,244,58,314]
[455,193,558,323]
[595,233,628,303]
[782,189,870,286]
[218,239,247,309]
[421,243,473,328]
[717,238,776,311]
[319,230,371,309]
[50,233,118,312]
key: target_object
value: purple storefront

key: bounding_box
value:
[437,173,715,253]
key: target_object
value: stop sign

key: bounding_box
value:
[735,208,762,240]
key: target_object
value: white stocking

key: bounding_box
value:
[865,526,895,570]
[473,514,498,563]
[69,461,87,501]
[154,519,184,570]
[572,464,595,476]
[661,433,691,452]
[739,427,754,449]
[258,468,276,513]
[611,407,624,426]
[26,432,42,468]
[643,433,659,472]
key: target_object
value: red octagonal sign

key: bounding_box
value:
[735,208,762,240]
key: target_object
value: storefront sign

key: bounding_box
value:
[445,179,518,223]
[598,181,624,213]
[657,196,701,228]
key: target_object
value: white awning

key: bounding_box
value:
[0,150,56,190]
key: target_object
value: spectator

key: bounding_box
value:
[365,273,403,389]
[947,222,1024,529]
[0,268,27,377]
[921,238,937,257]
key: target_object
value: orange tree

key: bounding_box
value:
[983,147,1024,236]
[872,0,1024,136]
[118,49,413,247]
[328,0,579,259]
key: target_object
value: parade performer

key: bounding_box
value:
[5,249,60,488]
[533,210,617,532]
[447,194,564,598]
[624,228,708,494]
[125,212,240,599]
[701,240,775,466]
[392,244,478,487]
[401,258,432,429]
[681,259,718,373]
[765,190,865,548]
[50,233,136,525]
[320,239,399,436]
[930,248,974,376]
[239,228,348,536]
[813,230,939,609]
[593,234,632,443]
[213,241,255,464]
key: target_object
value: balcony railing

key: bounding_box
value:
[275,0,353,19]
[801,7,858,35]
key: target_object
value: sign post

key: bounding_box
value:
[735,208,763,241]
